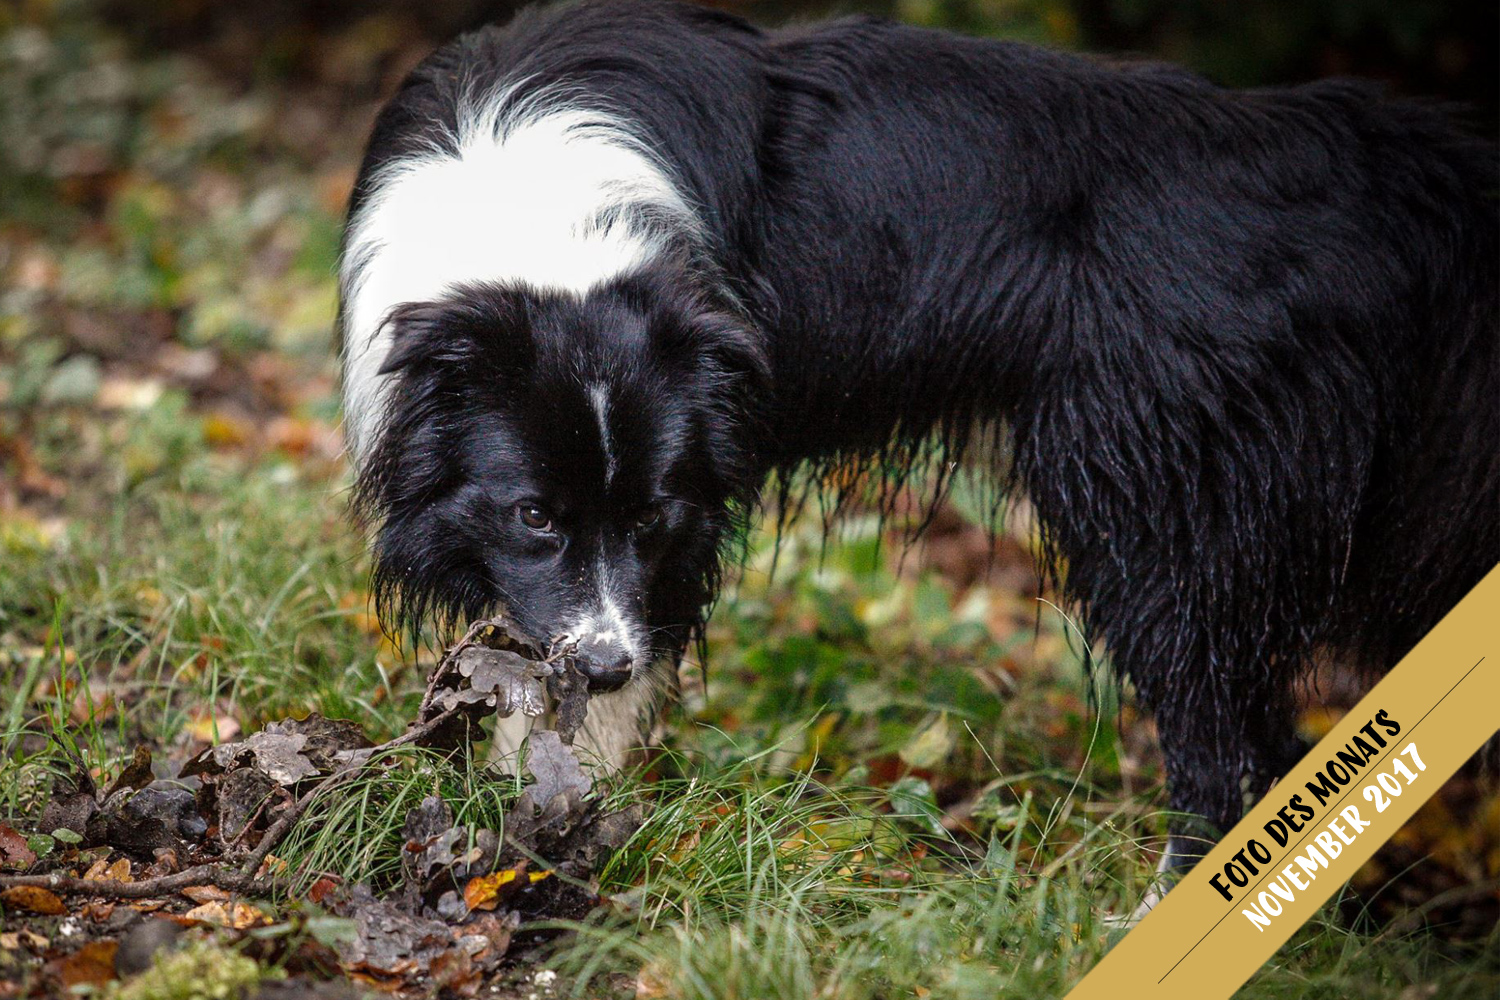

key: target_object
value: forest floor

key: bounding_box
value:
[1,4,1497,997]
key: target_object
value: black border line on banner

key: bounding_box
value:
[1158,655,1488,984]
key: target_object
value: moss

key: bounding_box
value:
[102,939,281,1000]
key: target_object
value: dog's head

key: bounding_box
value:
[352,265,767,689]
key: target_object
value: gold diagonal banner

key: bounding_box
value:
[1068,564,1500,1000]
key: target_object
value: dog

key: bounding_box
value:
[339,0,1498,869]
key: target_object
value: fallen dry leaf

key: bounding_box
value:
[0,884,67,915]
[0,929,49,950]
[149,847,180,877]
[181,899,271,929]
[81,900,117,922]
[337,886,455,981]
[180,884,232,904]
[414,614,570,751]
[103,745,155,796]
[546,663,591,744]
[507,730,593,842]
[182,714,372,792]
[0,824,38,871]
[256,854,289,879]
[441,646,550,718]
[458,910,519,967]
[46,939,118,991]
[307,876,341,905]
[462,865,523,912]
[525,731,591,804]
[184,712,242,744]
[462,869,552,917]
[83,857,132,882]
[237,732,318,783]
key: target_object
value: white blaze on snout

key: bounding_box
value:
[562,557,644,665]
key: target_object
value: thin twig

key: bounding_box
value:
[6,617,530,905]
[237,703,462,880]
[1,704,468,902]
[416,617,493,716]
[0,866,274,899]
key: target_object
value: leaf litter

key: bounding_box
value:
[0,614,642,997]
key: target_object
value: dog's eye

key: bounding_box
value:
[516,503,553,532]
[635,504,663,530]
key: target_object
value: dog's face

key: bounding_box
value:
[354,268,765,689]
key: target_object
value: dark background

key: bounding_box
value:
[98,0,1498,133]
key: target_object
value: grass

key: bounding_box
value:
[550,744,1132,1000]
[3,237,1497,1000]
[3,3,1498,997]
[6,464,1497,997]
[273,743,524,893]
[2,456,408,743]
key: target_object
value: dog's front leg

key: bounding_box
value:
[572,656,676,769]
[489,658,676,771]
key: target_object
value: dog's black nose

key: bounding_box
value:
[573,637,633,692]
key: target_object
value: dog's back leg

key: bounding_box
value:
[1012,346,1375,873]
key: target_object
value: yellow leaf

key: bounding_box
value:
[203,412,253,449]
[254,855,288,879]
[80,855,135,883]
[464,866,521,912]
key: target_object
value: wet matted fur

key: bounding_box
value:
[340,0,1498,858]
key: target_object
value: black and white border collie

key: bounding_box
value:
[341,0,1497,865]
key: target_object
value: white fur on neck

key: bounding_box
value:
[339,87,697,460]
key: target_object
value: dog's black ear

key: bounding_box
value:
[377,285,534,376]
[606,265,769,395]
[652,300,772,487]
[652,299,770,399]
